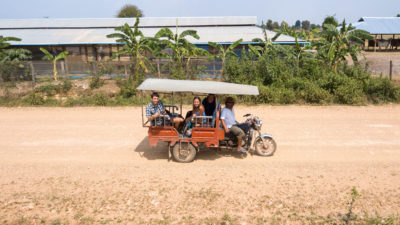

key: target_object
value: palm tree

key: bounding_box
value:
[107,17,155,83]
[155,20,200,79]
[40,48,68,81]
[318,20,372,71]
[208,39,242,80]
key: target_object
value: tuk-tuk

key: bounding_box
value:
[137,78,277,163]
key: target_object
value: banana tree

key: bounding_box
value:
[272,24,307,75]
[182,42,208,79]
[318,20,372,71]
[249,22,274,58]
[155,20,200,79]
[208,38,242,80]
[107,17,155,83]
[40,48,68,81]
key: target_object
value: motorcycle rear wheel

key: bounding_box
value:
[255,136,277,157]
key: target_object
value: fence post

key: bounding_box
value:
[389,60,393,80]
[157,58,161,78]
[29,62,36,87]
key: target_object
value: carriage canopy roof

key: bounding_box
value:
[137,79,259,95]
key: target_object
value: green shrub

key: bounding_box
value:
[259,85,297,104]
[24,92,45,105]
[89,74,104,89]
[35,83,59,96]
[64,97,93,107]
[334,79,366,104]
[118,80,136,98]
[93,93,108,106]
[299,81,332,104]
[61,79,72,93]
[364,77,400,103]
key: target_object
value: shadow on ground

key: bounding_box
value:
[134,137,249,161]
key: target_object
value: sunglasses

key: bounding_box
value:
[226,101,234,104]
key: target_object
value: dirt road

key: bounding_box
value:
[0,106,399,224]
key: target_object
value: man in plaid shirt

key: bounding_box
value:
[146,92,167,126]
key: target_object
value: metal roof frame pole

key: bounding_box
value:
[179,93,183,115]
[141,91,145,127]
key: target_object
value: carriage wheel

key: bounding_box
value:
[172,142,196,163]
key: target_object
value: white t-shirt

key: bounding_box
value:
[221,107,236,128]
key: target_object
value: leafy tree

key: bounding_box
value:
[280,21,289,29]
[272,21,280,29]
[301,20,311,30]
[155,21,200,79]
[317,20,372,71]
[295,20,301,29]
[310,23,319,30]
[266,19,273,30]
[322,15,339,30]
[40,48,68,81]
[107,17,155,83]
[117,4,143,18]
[208,39,242,80]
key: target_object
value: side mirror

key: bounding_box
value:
[243,113,251,117]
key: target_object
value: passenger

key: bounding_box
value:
[146,92,183,127]
[202,94,216,116]
[185,97,206,127]
[220,97,249,153]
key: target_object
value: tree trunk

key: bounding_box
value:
[186,58,191,79]
[157,58,161,78]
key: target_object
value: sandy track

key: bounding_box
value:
[0,106,400,224]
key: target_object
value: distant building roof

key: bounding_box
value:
[353,17,400,35]
[0,17,304,46]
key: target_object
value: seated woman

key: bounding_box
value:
[185,97,206,126]
[183,97,206,136]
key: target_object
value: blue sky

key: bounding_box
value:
[1,0,399,25]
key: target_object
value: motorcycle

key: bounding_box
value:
[220,113,277,156]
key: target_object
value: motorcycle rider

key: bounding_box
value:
[220,97,249,153]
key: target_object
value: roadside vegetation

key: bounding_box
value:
[0,16,399,106]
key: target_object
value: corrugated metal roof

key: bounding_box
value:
[353,17,400,34]
[137,78,259,95]
[0,17,303,45]
[0,17,257,29]
[0,26,298,45]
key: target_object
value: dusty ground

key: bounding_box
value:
[360,51,400,80]
[0,105,400,224]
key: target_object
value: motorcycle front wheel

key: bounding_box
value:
[255,136,277,157]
